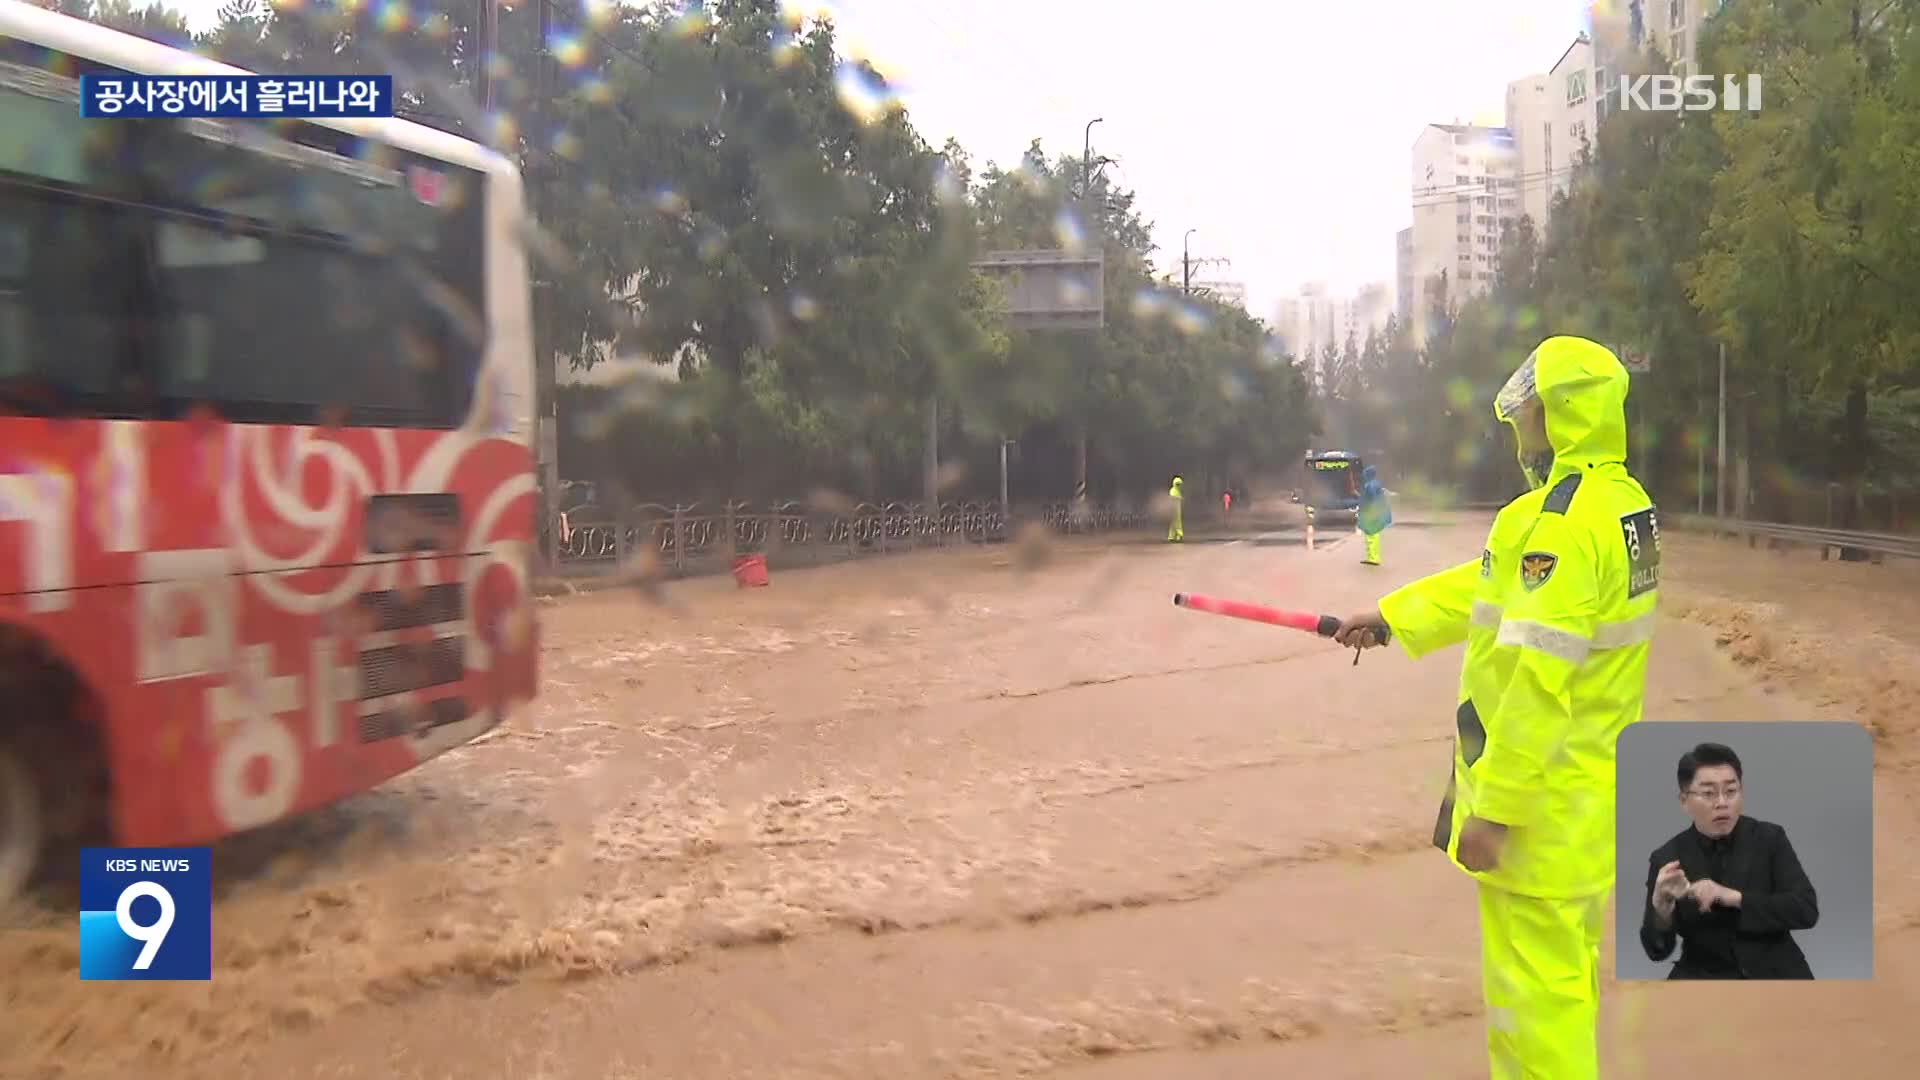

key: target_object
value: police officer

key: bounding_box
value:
[1167,475,1185,543]
[1335,337,1660,1079]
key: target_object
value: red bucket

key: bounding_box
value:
[731,553,769,588]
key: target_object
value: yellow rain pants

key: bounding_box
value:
[1478,885,1607,1079]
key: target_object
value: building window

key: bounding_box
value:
[1670,0,1686,29]
[1566,69,1587,105]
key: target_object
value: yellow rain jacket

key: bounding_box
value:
[1379,337,1659,899]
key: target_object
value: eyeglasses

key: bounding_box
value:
[1686,785,1741,804]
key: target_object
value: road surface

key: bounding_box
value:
[6,514,1917,1079]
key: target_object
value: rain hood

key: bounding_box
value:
[1495,336,1630,489]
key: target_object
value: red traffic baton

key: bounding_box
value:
[1172,592,1390,663]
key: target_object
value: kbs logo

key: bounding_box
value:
[1618,73,1763,113]
[78,847,212,980]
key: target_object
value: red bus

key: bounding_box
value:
[0,2,540,902]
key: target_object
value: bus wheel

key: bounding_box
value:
[0,629,108,909]
[0,736,43,906]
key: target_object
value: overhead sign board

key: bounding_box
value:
[971,248,1104,330]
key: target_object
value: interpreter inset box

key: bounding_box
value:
[1614,721,1873,981]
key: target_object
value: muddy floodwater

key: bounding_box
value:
[5,512,1918,1078]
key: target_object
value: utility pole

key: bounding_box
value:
[998,439,1011,532]
[1074,116,1103,510]
[1183,228,1195,294]
[1715,341,1728,519]
[476,0,497,111]
[1695,346,1705,515]
[1180,228,1229,296]
[529,0,563,568]
[924,396,939,506]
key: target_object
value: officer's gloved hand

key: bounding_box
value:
[1334,609,1391,649]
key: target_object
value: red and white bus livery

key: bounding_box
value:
[0,0,539,900]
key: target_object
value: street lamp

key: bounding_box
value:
[1183,228,1197,295]
[1072,116,1104,512]
[1082,117,1103,198]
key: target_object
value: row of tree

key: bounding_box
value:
[54,0,1318,507]
[1316,0,1920,531]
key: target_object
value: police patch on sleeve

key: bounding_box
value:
[1519,551,1558,591]
[1620,506,1662,598]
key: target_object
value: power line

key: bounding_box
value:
[1409,164,1582,207]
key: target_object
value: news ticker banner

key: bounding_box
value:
[78,847,213,981]
[78,74,393,119]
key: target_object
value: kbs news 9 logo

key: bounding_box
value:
[78,848,212,981]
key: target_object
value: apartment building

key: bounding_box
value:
[1504,74,1554,232]
[1270,282,1336,367]
[1494,3,1724,238]
[1591,1,1726,88]
[1272,281,1394,386]
[1502,33,1598,235]
[1407,123,1519,344]
[1345,283,1393,346]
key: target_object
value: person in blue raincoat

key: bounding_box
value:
[1357,464,1392,565]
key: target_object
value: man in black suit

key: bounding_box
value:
[1639,742,1819,979]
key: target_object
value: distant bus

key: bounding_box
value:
[1301,450,1363,516]
[0,0,539,901]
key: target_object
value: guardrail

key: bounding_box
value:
[1415,500,1918,561]
[1405,499,1912,564]
[1665,514,1920,561]
[547,499,1153,576]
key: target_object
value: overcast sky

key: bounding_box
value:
[160,0,1594,318]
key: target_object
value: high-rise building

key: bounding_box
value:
[1591,1,1727,90]
[1500,4,1726,235]
[1271,281,1394,386]
[1346,283,1394,345]
[1504,73,1555,232]
[1549,35,1598,209]
[1408,123,1518,345]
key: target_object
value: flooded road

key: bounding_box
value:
[7,513,1918,1078]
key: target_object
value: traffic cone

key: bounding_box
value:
[1305,506,1315,551]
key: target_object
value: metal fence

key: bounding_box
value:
[548,499,1152,576]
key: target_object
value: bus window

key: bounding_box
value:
[0,50,485,429]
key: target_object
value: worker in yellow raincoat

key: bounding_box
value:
[1167,475,1185,542]
[1335,337,1660,1078]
